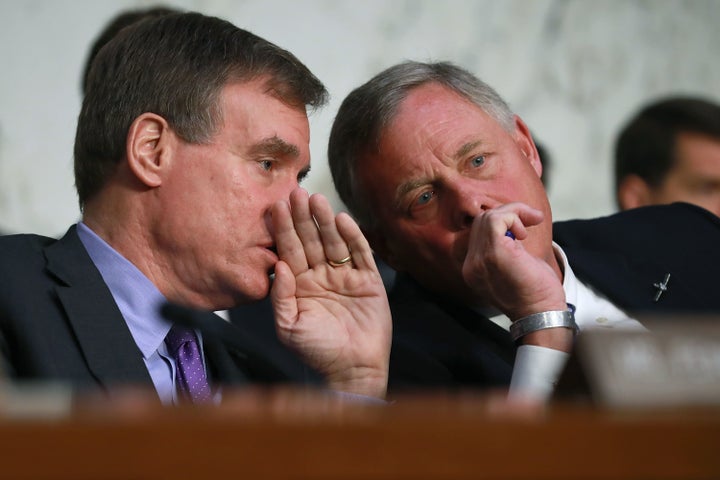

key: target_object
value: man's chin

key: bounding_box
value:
[228,275,273,306]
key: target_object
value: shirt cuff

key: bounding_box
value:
[508,344,569,402]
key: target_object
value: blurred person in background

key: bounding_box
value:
[615,96,720,217]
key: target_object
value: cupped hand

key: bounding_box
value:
[270,188,391,398]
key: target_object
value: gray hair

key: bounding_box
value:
[328,61,514,228]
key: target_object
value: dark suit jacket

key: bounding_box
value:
[0,225,319,399]
[387,203,720,392]
[553,202,720,313]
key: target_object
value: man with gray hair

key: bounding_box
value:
[328,61,720,398]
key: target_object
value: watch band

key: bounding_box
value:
[509,309,578,342]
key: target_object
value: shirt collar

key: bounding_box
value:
[553,241,578,308]
[76,222,171,359]
[553,241,640,330]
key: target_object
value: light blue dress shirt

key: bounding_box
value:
[77,222,207,405]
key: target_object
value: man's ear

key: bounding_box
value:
[512,115,543,178]
[361,225,403,272]
[126,113,171,188]
[617,174,652,210]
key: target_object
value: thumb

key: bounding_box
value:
[270,260,298,333]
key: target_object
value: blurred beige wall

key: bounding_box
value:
[1,0,718,235]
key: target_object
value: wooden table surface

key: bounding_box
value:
[0,386,718,479]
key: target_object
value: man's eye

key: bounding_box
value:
[416,190,435,205]
[471,155,485,167]
[297,168,310,184]
[260,160,273,171]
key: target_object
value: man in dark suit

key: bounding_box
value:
[0,12,391,404]
[327,61,720,398]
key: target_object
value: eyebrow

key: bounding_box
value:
[455,141,482,159]
[249,135,311,182]
[393,141,484,205]
[396,178,430,205]
[248,136,300,158]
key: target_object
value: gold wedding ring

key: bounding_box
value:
[327,255,352,267]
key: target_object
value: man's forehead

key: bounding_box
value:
[221,77,309,114]
[221,79,310,133]
[361,147,427,210]
[398,82,476,116]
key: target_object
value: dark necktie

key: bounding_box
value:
[165,325,212,403]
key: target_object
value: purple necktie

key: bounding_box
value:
[165,325,212,403]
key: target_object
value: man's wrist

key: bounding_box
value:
[327,370,388,399]
[510,308,577,343]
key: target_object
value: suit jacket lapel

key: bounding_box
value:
[437,300,517,364]
[203,331,249,386]
[45,226,153,388]
[392,273,517,363]
[163,304,323,386]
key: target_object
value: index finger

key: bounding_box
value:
[477,202,544,241]
[271,199,309,274]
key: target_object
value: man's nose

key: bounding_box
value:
[449,181,486,229]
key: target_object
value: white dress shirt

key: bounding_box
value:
[507,243,646,401]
